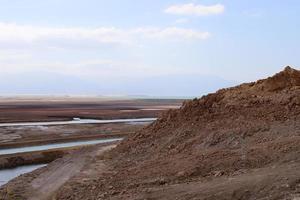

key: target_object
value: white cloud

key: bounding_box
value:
[0,22,210,50]
[133,27,210,40]
[164,3,225,16]
[0,51,32,62]
[0,58,193,80]
[0,22,211,85]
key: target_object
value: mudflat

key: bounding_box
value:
[0,98,182,123]
[0,98,182,149]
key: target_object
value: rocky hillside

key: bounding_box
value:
[56,66,300,200]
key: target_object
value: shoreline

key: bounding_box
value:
[0,141,120,170]
[0,133,125,150]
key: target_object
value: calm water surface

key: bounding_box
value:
[0,138,122,155]
[0,118,157,127]
[0,117,154,186]
[0,164,46,186]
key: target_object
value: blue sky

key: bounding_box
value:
[0,0,299,96]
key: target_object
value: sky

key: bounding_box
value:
[0,0,299,97]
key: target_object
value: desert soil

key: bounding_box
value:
[2,67,300,199]
[54,67,300,200]
[0,98,181,199]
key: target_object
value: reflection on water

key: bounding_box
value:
[0,138,122,155]
[0,164,46,186]
[0,118,157,127]
[125,121,152,125]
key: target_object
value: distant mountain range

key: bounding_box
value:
[0,72,237,97]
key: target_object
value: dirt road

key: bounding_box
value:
[0,144,115,200]
[29,145,115,200]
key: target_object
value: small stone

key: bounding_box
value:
[213,170,224,177]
